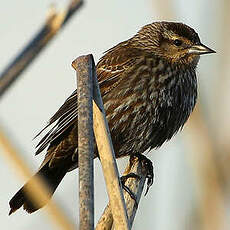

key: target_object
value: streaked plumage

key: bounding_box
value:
[9,21,215,214]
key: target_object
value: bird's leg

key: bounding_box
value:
[132,153,154,196]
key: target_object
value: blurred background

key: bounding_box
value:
[0,0,229,229]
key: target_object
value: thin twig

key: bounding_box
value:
[0,0,83,98]
[0,125,75,230]
[72,56,94,230]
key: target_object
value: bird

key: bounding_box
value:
[9,21,215,214]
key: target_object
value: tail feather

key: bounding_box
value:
[9,188,25,215]
[9,163,67,214]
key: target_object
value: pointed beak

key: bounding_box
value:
[188,44,216,55]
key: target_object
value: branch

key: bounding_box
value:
[80,54,131,230]
[0,0,83,98]
[92,61,131,229]
[96,157,148,230]
[72,55,94,230]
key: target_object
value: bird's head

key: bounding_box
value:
[131,21,216,66]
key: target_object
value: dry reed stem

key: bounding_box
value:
[96,157,148,230]
[0,125,75,230]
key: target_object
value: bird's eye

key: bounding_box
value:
[173,39,183,46]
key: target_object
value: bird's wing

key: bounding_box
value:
[35,90,78,155]
[97,43,142,96]
[35,44,141,155]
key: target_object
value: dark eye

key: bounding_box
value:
[173,39,182,46]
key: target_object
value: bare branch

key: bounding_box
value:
[96,157,148,230]
[0,0,83,98]
[72,55,94,230]
[91,55,131,230]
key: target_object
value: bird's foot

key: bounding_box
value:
[121,173,140,208]
[131,154,154,196]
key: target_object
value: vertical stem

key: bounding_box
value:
[72,55,94,230]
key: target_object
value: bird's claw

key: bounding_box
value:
[131,154,154,196]
[121,173,140,208]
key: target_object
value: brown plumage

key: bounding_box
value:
[9,21,215,214]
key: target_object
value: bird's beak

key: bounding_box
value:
[188,44,216,55]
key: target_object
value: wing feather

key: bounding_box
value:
[35,42,142,155]
[35,90,78,155]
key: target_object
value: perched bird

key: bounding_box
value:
[9,21,215,214]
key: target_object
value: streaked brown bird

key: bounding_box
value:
[9,21,215,214]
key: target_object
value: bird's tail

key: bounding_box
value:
[9,163,67,214]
